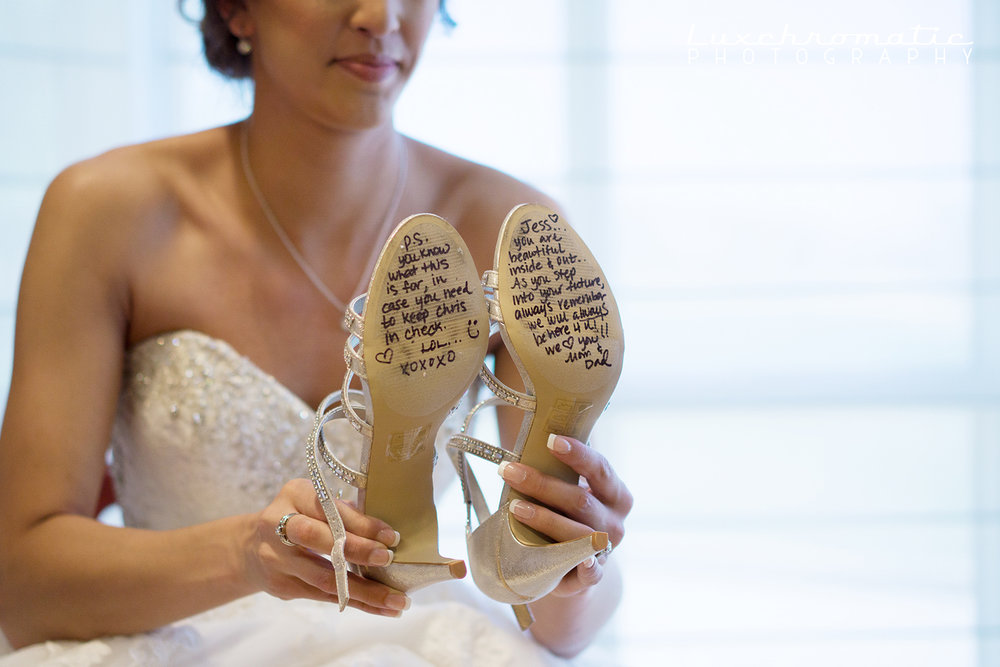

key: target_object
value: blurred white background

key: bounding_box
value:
[1,1,998,665]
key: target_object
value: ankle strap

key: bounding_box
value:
[306,389,368,612]
[340,294,373,438]
[452,396,523,464]
[479,271,537,411]
[479,363,535,412]
[344,293,365,337]
[313,390,369,489]
[447,397,522,526]
[482,270,502,324]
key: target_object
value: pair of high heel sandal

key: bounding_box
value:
[306,204,624,629]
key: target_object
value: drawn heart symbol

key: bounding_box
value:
[548,213,559,223]
[375,348,394,364]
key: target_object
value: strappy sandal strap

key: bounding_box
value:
[338,327,374,439]
[482,269,503,324]
[448,437,519,527]
[479,273,537,411]
[315,395,368,489]
[449,396,522,465]
[343,334,367,381]
[340,295,377,438]
[342,295,368,384]
[445,395,535,630]
[306,389,369,611]
[446,397,522,526]
[449,433,519,466]
[479,363,535,411]
[344,293,365,338]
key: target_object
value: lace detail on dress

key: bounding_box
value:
[108,330,468,530]
[109,331,357,529]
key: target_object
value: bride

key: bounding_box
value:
[0,1,632,663]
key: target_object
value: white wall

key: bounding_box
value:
[1,1,997,664]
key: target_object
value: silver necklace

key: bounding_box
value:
[239,122,408,315]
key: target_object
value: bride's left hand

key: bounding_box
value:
[498,434,633,596]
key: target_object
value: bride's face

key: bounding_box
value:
[235,0,440,129]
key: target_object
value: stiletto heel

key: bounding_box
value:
[448,204,623,627]
[306,213,489,609]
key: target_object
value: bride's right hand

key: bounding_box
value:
[243,478,410,616]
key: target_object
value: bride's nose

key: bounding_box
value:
[349,0,402,37]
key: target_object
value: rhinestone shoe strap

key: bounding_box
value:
[478,272,536,411]
[315,397,368,489]
[345,294,366,338]
[343,333,367,381]
[306,390,369,611]
[340,294,373,432]
[447,446,490,528]
[447,397,522,528]
[482,270,502,324]
[340,294,372,437]
[479,362,535,412]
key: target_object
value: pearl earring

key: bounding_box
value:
[236,37,252,55]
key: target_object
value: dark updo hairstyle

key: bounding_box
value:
[197,0,250,79]
[192,0,456,81]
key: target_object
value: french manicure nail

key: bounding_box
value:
[547,434,571,454]
[509,498,535,519]
[378,529,401,548]
[582,556,597,570]
[386,593,411,611]
[498,461,526,483]
[374,548,394,566]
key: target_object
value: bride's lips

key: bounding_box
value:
[333,54,401,83]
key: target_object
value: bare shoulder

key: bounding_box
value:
[408,138,563,268]
[20,126,233,341]
[27,129,231,322]
[34,128,228,254]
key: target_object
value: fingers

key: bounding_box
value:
[276,551,411,616]
[546,435,633,515]
[275,479,399,567]
[278,510,395,568]
[578,554,605,585]
[503,480,612,598]
[300,485,400,549]
[498,434,630,550]
[507,497,593,545]
[532,548,606,599]
[498,460,615,547]
[252,478,412,617]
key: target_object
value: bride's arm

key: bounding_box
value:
[0,159,403,648]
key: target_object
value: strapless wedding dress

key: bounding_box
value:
[0,331,564,666]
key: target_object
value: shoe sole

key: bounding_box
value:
[358,213,489,588]
[493,204,625,546]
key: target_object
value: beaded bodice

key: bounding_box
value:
[109,331,358,530]
[109,331,464,530]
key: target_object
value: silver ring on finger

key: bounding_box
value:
[275,512,299,547]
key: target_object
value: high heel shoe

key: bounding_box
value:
[306,213,489,610]
[447,204,624,628]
